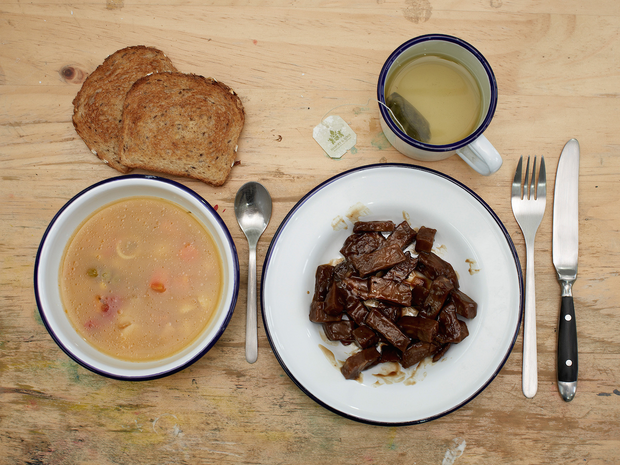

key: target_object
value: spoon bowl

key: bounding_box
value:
[234,182,272,363]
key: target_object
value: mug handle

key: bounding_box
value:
[456,135,503,176]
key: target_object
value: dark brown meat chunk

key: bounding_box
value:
[349,244,406,277]
[340,232,385,257]
[410,275,431,306]
[382,221,417,250]
[309,300,343,323]
[435,303,469,344]
[398,315,439,343]
[401,342,440,369]
[450,289,478,319]
[375,303,401,323]
[341,276,370,300]
[324,281,345,315]
[352,325,379,349]
[341,347,381,380]
[383,252,418,282]
[352,221,396,233]
[369,277,412,306]
[365,309,410,352]
[313,264,334,301]
[415,226,437,253]
[333,259,357,282]
[334,280,367,311]
[432,343,451,363]
[420,276,454,319]
[417,251,459,289]
[346,301,369,325]
[456,321,469,342]
[379,345,402,363]
[324,320,356,344]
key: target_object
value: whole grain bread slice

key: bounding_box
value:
[119,72,245,186]
[72,46,177,173]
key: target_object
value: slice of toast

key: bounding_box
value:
[119,72,245,186]
[72,46,177,173]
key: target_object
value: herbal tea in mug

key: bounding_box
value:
[377,35,502,175]
[384,54,482,146]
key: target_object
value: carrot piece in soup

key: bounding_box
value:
[97,295,122,315]
[150,269,169,292]
[150,282,166,293]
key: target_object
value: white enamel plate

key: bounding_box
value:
[261,164,522,425]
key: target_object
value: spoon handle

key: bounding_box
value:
[245,243,258,363]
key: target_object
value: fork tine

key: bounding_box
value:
[524,156,531,199]
[538,157,547,199]
[512,156,523,199]
[531,156,538,200]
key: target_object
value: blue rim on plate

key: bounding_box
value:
[261,163,523,425]
[377,34,498,153]
[34,174,240,381]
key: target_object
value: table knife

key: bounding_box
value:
[552,138,580,402]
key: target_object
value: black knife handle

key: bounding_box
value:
[558,296,578,382]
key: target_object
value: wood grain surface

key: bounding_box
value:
[1,1,619,464]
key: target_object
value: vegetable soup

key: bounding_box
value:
[60,197,223,361]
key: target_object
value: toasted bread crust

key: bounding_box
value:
[72,46,177,173]
[119,72,245,186]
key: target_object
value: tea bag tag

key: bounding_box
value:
[313,115,357,159]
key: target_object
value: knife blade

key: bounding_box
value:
[552,138,580,402]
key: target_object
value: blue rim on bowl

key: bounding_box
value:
[34,175,240,381]
[260,163,523,425]
[377,34,498,153]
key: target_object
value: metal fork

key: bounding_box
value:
[511,156,547,399]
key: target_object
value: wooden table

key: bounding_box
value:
[2,1,619,463]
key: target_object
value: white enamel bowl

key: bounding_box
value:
[261,164,523,425]
[34,175,239,380]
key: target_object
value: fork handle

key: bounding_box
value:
[522,242,538,398]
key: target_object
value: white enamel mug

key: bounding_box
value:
[377,34,502,176]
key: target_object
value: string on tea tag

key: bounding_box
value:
[312,99,406,159]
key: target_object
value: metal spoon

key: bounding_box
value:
[234,182,272,364]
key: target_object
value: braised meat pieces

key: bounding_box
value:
[309,220,478,381]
